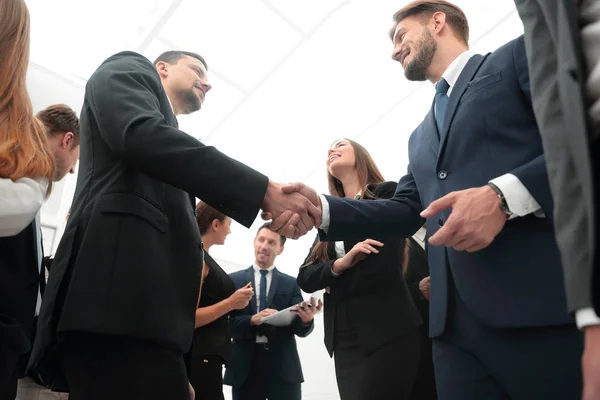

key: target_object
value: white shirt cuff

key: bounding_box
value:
[489,174,544,218]
[319,194,330,232]
[576,307,600,329]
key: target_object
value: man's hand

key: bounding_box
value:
[331,239,383,274]
[583,325,600,400]
[421,186,508,252]
[261,181,321,239]
[250,308,278,326]
[291,298,323,324]
[419,277,431,300]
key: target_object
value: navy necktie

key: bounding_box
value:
[435,78,450,135]
[259,270,268,311]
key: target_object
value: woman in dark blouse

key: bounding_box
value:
[297,139,422,400]
[189,202,254,400]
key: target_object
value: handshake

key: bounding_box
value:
[261,181,322,239]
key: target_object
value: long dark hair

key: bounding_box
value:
[306,139,386,264]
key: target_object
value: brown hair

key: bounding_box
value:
[195,201,227,235]
[0,0,55,191]
[306,139,386,264]
[390,0,469,45]
[36,104,81,146]
[257,222,286,246]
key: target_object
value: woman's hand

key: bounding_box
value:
[332,239,384,274]
[227,283,254,310]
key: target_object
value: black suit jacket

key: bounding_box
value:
[322,37,573,338]
[0,222,41,360]
[28,51,269,390]
[224,267,313,387]
[297,182,421,357]
[514,0,598,313]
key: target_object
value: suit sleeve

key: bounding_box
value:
[290,284,314,338]
[509,36,554,217]
[86,56,268,228]
[297,235,345,294]
[319,168,424,241]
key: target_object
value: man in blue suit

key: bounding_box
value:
[225,223,320,400]
[267,1,583,398]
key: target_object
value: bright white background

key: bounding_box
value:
[26,1,523,398]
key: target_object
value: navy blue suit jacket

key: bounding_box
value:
[224,267,313,388]
[321,36,572,337]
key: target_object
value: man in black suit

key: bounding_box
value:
[513,1,600,398]
[0,104,80,400]
[268,1,583,399]
[26,51,320,400]
[225,224,321,400]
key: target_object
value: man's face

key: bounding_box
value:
[254,228,283,269]
[49,132,79,181]
[161,56,212,114]
[391,16,438,81]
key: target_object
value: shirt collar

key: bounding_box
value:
[253,264,275,273]
[437,50,475,92]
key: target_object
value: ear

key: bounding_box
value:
[62,132,74,149]
[156,61,169,79]
[211,219,220,232]
[277,245,284,256]
[430,11,447,34]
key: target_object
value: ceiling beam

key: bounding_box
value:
[137,0,184,53]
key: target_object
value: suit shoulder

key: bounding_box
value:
[490,34,525,60]
[372,181,397,199]
[88,51,159,87]
[277,271,300,285]
[228,269,248,280]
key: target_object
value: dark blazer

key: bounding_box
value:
[191,252,235,365]
[297,181,421,357]
[0,222,41,362]
[27,51,269,390]
[513,0,598,313]
[320,36,572,338]
[224,267,313,387]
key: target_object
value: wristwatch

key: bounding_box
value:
[487,182,513,217]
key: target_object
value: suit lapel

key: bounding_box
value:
[267,268,280,308]
[438,53,489,160]
[246,267,257,312]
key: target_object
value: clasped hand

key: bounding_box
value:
[261,181,322,239]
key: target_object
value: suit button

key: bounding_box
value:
[437,170,448,180]
[438,218,444,227]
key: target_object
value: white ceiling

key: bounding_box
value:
[26,0,523,271]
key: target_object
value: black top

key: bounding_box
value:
[191,252,236,365]
[297,181,422,357]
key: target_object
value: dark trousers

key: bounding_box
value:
[189,355,224,400]
[0,348,20,400]
[61,333,191,400]
[433,284,583,400]
[334,328,420,400]
[231,345,300,400]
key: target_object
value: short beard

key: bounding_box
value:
[404,28,437,81]
[181,89,202,114]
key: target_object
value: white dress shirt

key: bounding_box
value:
[575,0,600,329]
[0,177,48,237]
[319,50,543,232]
[254,264,275,343]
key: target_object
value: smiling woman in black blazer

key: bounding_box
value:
[297,139,422,400]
